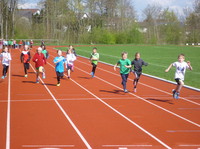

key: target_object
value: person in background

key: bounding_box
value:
[41,45,49,59]
[0,47,12,79]
[53,50,66,86]
[20,45,31,77]
[65,49,76,79]
[90,47,99,78]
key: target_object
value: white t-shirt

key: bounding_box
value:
[65,53,76,66]
[173,61,189,81]
[0,52,12,66]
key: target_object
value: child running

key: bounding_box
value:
[0,47,12,79]
[32,47,46,83]
[131,52,148,92]
[53,50,66,86]
[41,45,49,59]
[165,54,192,99]
[90,47,99,78]
[65,49,76,79]
[114,52,132,93]
[20,45,31,77]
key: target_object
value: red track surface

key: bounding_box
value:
[0,46,200,149]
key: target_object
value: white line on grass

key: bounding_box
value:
[29,63,92,149]
[46,62,171,149]
[75,66,200,128]
[6,50,11,149]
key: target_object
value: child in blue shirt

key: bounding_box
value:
[53,50,66,86]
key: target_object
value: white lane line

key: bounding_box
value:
[0,97,138,103]
[179,145,200,146]
[6,50,11,149]
[75,67,200,128]
[102,145,153,147]
[46,61,171,149]
[29,63,92,149]
[167,130,200,133]
[76,58,200,106]
[22,145,74,148]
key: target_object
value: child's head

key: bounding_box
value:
[57,50,62,56]
[69,45,73,49]
[121,52,128,59]
[24,45,29,51]
[4,47,8,52]
[93,47,97,53]
[135,52,140,60]
[37,47,42,54]
[178,54,185,63]
[67,49,72,54]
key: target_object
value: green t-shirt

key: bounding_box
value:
[91,53,99,65]
[117,59,131,74]
[42,50,48,58]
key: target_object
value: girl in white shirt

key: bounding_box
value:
[0,47,12,79]
[65,49,76,79]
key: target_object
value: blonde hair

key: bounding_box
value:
[121,51,128,56]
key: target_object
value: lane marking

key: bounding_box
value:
[46,61,172,149]
[167,130,200,133]
[29,63,92,149]
[6,49,11,149]
[22,145,74,148]
[0,97,139,103]
[75,67,200,128]
[102,145,153,147]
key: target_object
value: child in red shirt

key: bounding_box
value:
[20,45,31,77]
[32,47,46,83]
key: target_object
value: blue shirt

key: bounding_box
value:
[53,56,66,72]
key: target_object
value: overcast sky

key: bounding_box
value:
[18,0,194,20]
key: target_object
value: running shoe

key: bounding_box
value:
[175,92,180,99]
[1,76,5,79]
[172,89,176,98]
[42,74,46,79]
[36,79,39,83]
[133,88,137,93]
[24,74,28,77]
[90,72,94,78]
[124,89,128,93]
[57,83,60,86]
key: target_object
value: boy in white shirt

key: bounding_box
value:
[165,54,192,99]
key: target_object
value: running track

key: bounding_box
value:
[0,46,200,149]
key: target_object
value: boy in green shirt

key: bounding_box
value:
[90,47,99,78]
[114,52,132,93]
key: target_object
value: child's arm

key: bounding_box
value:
[114,63,118,71]
[20,53,23,63]
[165,63,173,72]
[124,65,132,68]
[187,61,193,70]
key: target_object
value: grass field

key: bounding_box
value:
[58,45,200,89]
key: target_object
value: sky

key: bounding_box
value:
[18,0,194,20]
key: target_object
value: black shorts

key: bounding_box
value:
[175,78,183,85]
[56,71,64,77]
[133,71,142,79]
[67,64,73,70]
[24,63,30,69]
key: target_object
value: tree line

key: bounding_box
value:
[0,0,200,45]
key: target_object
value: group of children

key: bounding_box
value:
[0,44,193,99]
[114,51,192,99]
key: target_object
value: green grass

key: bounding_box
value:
[58,44,200,89]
